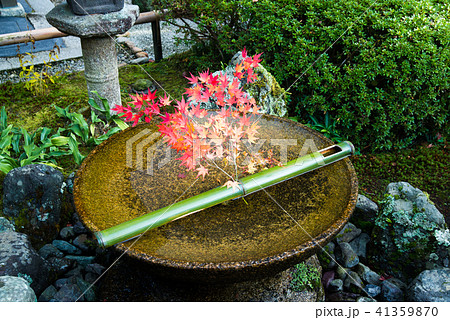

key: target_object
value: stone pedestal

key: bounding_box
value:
[46,3,139,110]
[0,0,25,17]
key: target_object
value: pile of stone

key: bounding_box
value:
[0,164,106,302]
[321,183,450,302]
[116,31,152,65]
[1,162,449,302]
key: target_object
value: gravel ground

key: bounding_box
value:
[0,19,193,84]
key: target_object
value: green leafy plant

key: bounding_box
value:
[303,112,344,143]
[156,0,450,151]
[0,106,79,173]
[291,262,321,291]
[0,90,128,173]
[18,43,61,95]
[54,92,128,148]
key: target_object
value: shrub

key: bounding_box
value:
[155,0,450,150]
[132,0,153,12]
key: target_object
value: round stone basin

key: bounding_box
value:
[74,115,358,282]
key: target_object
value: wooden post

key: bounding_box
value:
[151,20,163,62]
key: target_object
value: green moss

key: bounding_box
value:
[118,60,189,103]
[352,145,449,221]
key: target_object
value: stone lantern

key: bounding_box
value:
[46,2,139,111]
[66,0,124,15]
[0,0,17,8]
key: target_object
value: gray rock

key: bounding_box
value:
[67,0,125,15]
[352,194,378,224]
[335,222,362,244]
[46,3,139,38]
[327,254,337,269]
[130,57,150,65]
[328,279,343,293]
[337,242,359,268]
[74,276,96,302]
[370,182,447,282]
[319,242,337,269]
[52,240,82,255]
[201,51,288,117]
[73,234,91,252]
[386,182,421,202]
[53,276,96,302]
[86,263,106,275]
[73,221,88,235]
[65,255,95,268]
[349,233,370,259]
[0,276,36,302]
[385,182,444,226]
[0,217,15,233]
[59,226,75,240]
[38,285,57,302]
[336,266,350,281]
[47,257,74,276]
[323,242,335,254]
[407,268,450,302]
[356,263,382,286]
[387,278,407,292]
[2,164,64,246]
[84,272,98,284]
[381,279,404,302]
[54,283,84,302]
[55,277,71,290]
[327,291,359,302]
[344,271,364,294]
[356,296,377,302]
[0,231,51,295]
[38,244,64,259]
[364,284,381,297]
[64,266,83,278]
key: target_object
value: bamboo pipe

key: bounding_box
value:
[0,10,167,46]
[95,141,355,248]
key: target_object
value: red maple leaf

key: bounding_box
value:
[159,94,172,107]
[196,165,209,180]
[185,72,198,85]
[198,69,210,83]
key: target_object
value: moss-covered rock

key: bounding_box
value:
[199,51,289,117]
[369,182,449,283]
[2,164,65,248]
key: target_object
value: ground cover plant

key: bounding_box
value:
[152,0,450,152]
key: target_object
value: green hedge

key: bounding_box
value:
[132,0,153,12]
[153,0,449,150]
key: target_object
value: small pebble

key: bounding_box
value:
[365,284,381,297]
[60,226,75,240]
[328,279,344,293]
[73,234,91,252]
[52,240,82,255]
[38,244,64,259]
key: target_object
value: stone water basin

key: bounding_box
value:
[74,115,358,282]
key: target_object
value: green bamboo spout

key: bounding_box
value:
[95,141,355,247]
